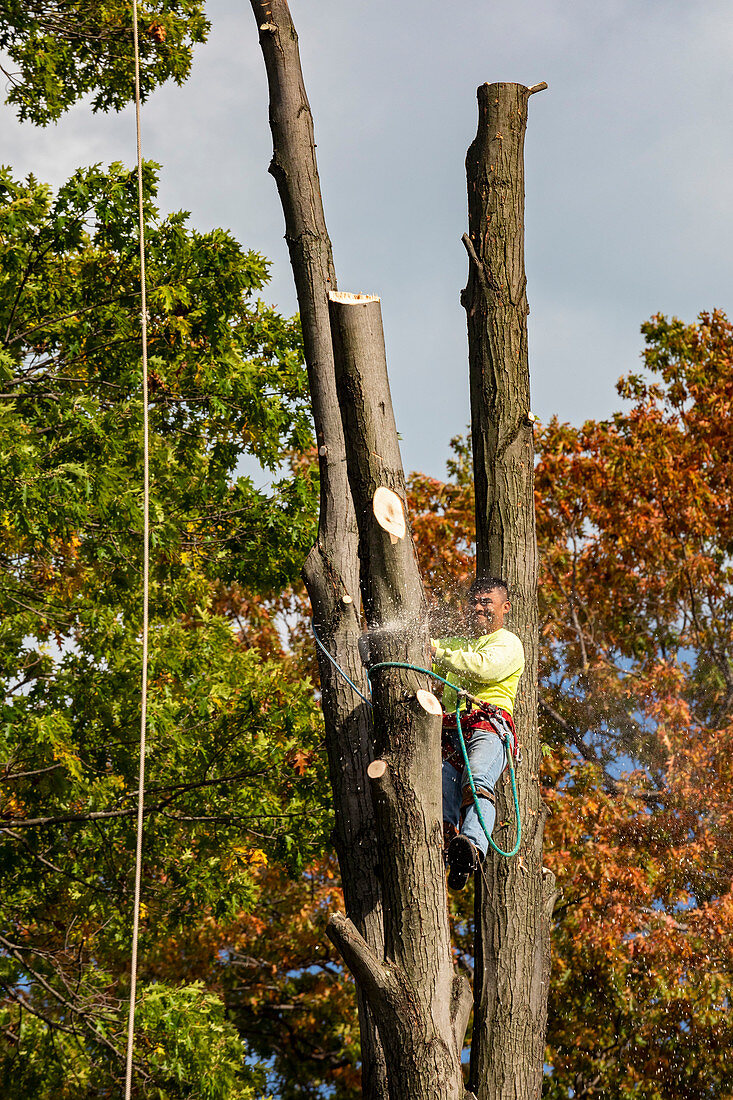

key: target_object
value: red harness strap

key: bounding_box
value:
[441,704,518,773]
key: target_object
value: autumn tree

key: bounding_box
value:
[538,310,733,1100]
[411,310,733,1099]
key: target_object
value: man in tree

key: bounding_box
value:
[432,578,525,889]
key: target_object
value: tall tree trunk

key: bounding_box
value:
[461,81,557,1100]
[248,5,387,1095]
[326,293,472,1100]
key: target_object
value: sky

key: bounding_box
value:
[4,0,733,479]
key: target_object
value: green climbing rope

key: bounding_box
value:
[454,697,521,858]
[367,661,521,858]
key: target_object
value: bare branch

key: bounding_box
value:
[326,913,390,1007]
[144,767,269,797]
[2,802,304,829]
[1,763,64,782]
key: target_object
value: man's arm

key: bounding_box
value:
[432,633,524,685]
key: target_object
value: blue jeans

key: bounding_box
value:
[442,726,507,857]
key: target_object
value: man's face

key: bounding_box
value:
[467,587,510,635]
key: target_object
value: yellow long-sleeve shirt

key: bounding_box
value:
[431,627,525,715]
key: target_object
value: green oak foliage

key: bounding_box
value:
[0,1,209,125]
[0,163,326,1097]
[1,984,267,1100]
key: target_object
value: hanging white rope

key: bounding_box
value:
[124,2,150,1095]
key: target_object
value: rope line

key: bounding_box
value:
[124,3,150,1095]
[311,628,521,858]
[312,622,371,704]
[367,661,521,858]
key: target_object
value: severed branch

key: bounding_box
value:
[461,233,491,296]
[450,969,474,1059]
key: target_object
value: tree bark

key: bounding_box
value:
[248,5,387,1095]
[461,82,555,1100]
[326,293,472,1100]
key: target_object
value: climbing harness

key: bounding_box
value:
[454,702,521,858]
[311,626,521,859]
[369,661,521,859]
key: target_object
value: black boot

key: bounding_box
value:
[447,835,479,891]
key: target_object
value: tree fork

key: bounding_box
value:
[327,292,472,1100]
[248,4,386,1094]
[461,81,554,1100]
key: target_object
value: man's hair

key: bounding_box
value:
[468,576,510,601]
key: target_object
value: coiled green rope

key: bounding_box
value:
[309,626,521,858]
[367,661,521,858]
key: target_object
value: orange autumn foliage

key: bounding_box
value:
[534,311,733,1099]
[410,311,733,1099]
